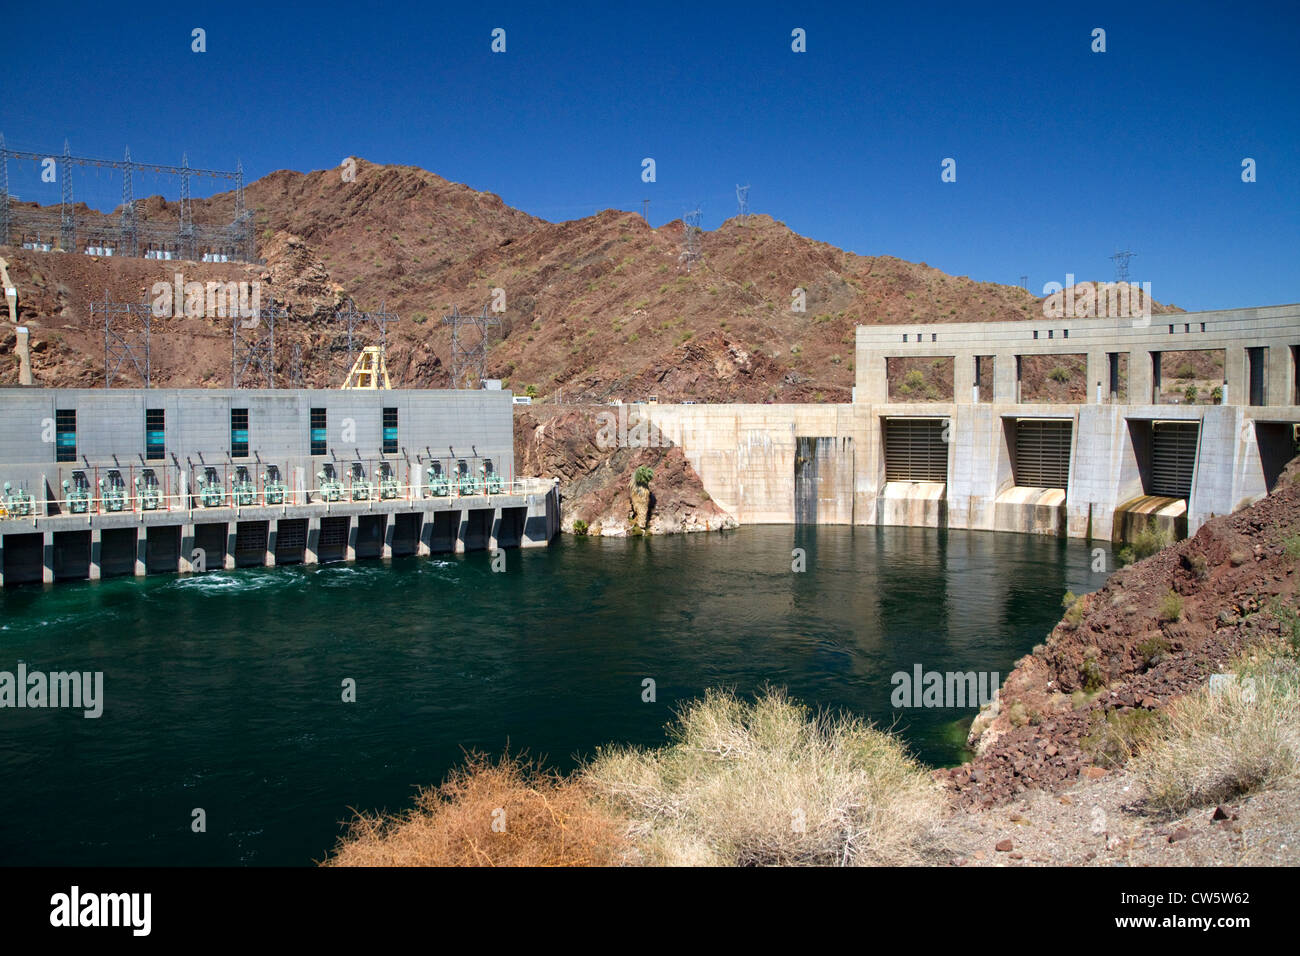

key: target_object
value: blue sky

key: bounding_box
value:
[2,0,1297,310]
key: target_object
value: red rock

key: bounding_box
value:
[1212,806,1230,821]
[1168,827,1192,843]
[1083,766,1108,780]
[995,839,1014,852]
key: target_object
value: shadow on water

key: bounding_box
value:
[0,525,1112,865]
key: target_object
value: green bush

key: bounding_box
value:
[1183,384,1198,404]
[1048,366,1071,383]
[1061,591,1085,628]
[1080,647,1106,691]
[572,519,589,536]
[1124,519,1172,564]
[1159,589,1184,622]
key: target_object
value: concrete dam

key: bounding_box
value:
[644,303,1299,542]
[0,387,560,587]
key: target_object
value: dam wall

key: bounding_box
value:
[645,303,1299,540]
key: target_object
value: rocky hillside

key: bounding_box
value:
[515,406,735,535]
[942,459,1300,809]
[3,158,1189,399]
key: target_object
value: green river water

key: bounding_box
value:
[0,525,1111,865]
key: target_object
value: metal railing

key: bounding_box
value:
[18,471,555,520]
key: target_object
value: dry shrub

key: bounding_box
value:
[1132,660,1300,815]
[325,752,631,867]
[583,687,947,866]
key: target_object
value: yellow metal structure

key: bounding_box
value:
[341,346,391,390]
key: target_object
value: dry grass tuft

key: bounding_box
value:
[1132,658,1300,815]
[583,687,948,866]
[325,752,632,867]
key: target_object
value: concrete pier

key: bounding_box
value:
[0,485,560,587]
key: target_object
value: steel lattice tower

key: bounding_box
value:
[736,184,750,222]
[1110,249,1136,284]
[59,140,75,251]
[681,207,702,267]
[442,304,501,390]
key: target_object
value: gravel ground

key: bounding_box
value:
[942,770,1300,867]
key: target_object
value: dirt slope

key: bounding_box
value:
[2,157,1185,398]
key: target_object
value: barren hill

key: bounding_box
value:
[2,158,1188,398]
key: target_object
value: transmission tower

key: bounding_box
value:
[1019,275,1029,291]
[680,207,702,267]
[59,140,74,252]
[231,301,286,389]
[736,184,750,223]
[641,198,649,223]
[328,298,400,375]
[442,304,501,389]
[289,343,304,388]
[94,293,151,388]
[1110,249,1136,284]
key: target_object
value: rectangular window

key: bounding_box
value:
[231,408,249,458]
[55,409,76,463]
[382,407,398,455]
[310,407,327,456]
[145,408,165,460]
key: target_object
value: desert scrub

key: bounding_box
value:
[1158,589,1184,622]
[326,752,630,866]
[583,687,946,866]
[1081,708,1168,769]
[572,519,588,535]
[1131,659,1300,814]
[1080,647,1107,691]
[1119,519,1173,566]
[1061,591,1085,628]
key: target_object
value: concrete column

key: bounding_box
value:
[993,353,1018,403]
[858,351,889,404]
[382,517,394,559]
[0,536,5,587]
[134,531,147,577]
[265,523,277,567]
[179,524,196,572]
[15,326,33,386]
[418,512,434,556]
[953,354,975,404]
[345,521,357,561]
[42,531,54,583]
[89,528,102,580]
[1268,345,1292,407]
[304,518,320,565]
[1225,345,1246,407]
[1085,350,1108,404]
[1130,350,1154,405]
[224,525,237,570]
[455,514,468,553]
[488,509,501,552]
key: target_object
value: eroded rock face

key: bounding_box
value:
[514,406,737,536]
